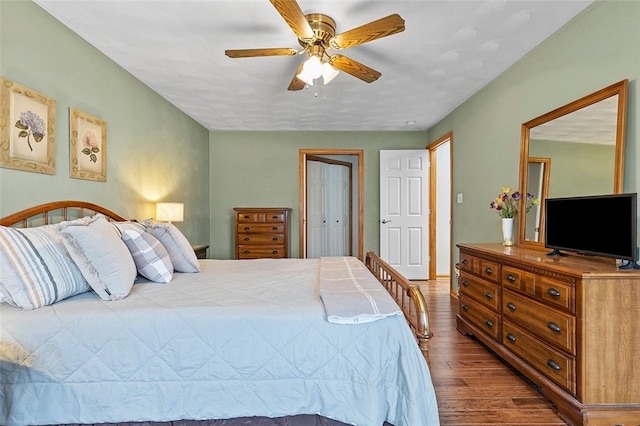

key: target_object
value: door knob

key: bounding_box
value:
[381,219,392,224]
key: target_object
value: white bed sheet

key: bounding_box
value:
[0,258,439,426]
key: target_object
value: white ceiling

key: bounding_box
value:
[34,0,594,132]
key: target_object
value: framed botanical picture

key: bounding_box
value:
[70,108,106,182]
[0,77,56,174]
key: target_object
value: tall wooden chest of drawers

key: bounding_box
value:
[234,207,291,259]
[456,243,640,426]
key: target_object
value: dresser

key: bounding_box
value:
[456,243,640,426]
[234,207,291,259]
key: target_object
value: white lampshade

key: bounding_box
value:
[156,202,184,223]
[321,62,339,85]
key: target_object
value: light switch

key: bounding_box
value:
[457,193,464,204]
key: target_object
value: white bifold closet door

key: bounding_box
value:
[307,160,350,258]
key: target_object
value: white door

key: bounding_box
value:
[307,160,350,257]
[327,163,349,256]
[307,160,326,258]
[380,150,429,279]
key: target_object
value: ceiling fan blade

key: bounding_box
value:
[329,54,381,83]
[329,14,405,50]
[288,63,306,91]
[270,0,315,42]
[225,48,299,58]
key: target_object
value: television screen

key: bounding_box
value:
[544,193,638,261]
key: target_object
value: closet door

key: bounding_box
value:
[327,163,349,256]
[307,160,327,258]
[307,160,350,257]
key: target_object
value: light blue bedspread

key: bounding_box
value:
[0,258,439,426]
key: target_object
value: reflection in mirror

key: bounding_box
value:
[518,80,628,248]
[525,158,550,242]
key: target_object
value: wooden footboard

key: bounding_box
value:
[365,251,432,367]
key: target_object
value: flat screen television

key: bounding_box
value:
[544,193,638,264]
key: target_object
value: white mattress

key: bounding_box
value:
[0,258,439,425]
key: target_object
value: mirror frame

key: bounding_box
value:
[517,79,629,249]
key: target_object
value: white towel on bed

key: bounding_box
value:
[319,256,402,324]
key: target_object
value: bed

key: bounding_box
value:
[0,201,438,426]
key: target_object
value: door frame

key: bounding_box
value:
[299,149,364,260]
[427,132,453,283]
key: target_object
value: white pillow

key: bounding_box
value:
[58,214,137,301]
[121,229,173,283]
[0,224,91,309]
[144,220,200,273]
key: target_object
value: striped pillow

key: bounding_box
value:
[144,220,200,273]
[121,229,173,283]
[0,225,91,309]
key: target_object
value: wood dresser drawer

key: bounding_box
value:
[237,223,286,234]
[503,288,575,354]
[459,272,501,312]
[237,234,285,245]
[237,245,286,259]
[234,208,291,259]
[459,294,500,341]
[502,265,575,313]
[503,320,576,394]
[459,253,501,284]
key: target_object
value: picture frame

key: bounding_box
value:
[70,107,107,182]
[0,77,56,175]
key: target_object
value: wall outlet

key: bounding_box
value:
[457,193,464,204]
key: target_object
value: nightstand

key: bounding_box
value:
[192,244,209,259]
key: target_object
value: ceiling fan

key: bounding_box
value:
[224,0,405,91]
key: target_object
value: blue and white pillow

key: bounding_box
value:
[121,229,173,283]
[0,224,91,309]
[144,220,200,273]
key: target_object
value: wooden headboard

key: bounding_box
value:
[0,200,128,227]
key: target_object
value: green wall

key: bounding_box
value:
[530,139,615,198]
[0,1,210,243]
[427,0,639,277]
[209,131,427,259]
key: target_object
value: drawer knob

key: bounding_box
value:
[244,237,250,241]
[271,215,279,219]
[506,302,517,311]
[506,333,517,343]
[272,237,278,241]
[506,274,516,282]
[547,322,562,333]
[484,319,494,328]
[272,227,278,231]
[547,288,561,298]
[243,215,250,219]
[485,267,493,275]
[461,259,469,266]
[462,280,469,287]
[462,304,469,311]
[485,292,493,300]
[243,250,250,254]
[244,227,250,230]
[272,250,279,254]
[546,359,562,371]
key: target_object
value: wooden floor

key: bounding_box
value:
[417,280,568,426]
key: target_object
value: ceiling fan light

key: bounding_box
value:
[321,62,339,84]
[296,69,315,86]
[302,55,323,79]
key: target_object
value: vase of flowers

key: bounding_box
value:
[490,187,540,246]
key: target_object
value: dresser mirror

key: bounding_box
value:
[517,79,628,248]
